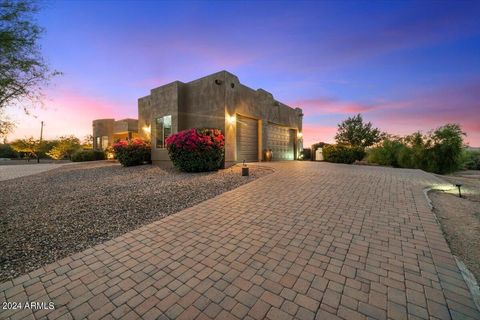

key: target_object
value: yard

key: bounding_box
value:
[0,161,273,281]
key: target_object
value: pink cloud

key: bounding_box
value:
[7,90,136,141]
[302,124,337,147]
[291,98,375,116]
[299,79,480,147]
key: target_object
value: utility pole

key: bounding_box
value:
[38,121,44,163]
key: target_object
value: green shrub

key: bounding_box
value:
[367,124,466,174]
[462,150,480,170]
[299,148,311,160]
[166,128,224,172]
[429,124,465,174]
[0,144,18,158]
[71,149,106,162]
[367,139,405,167]
[323,144,366,164]
[113,139,151,167]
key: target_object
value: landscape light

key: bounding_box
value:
[455,183,462,198]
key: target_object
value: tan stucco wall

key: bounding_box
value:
[92,119,114,149]
[114,119,138,134]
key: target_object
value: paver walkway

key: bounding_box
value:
[1,162,479,320]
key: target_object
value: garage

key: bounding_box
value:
[267,123,295,160]
[236,115,259,162]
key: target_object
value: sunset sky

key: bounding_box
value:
[5,0,480,146]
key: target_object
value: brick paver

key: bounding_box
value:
[1,162,479,319]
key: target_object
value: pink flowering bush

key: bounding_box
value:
[166,128,225,172]
[113,138,151,166]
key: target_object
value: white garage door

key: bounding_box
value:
[236,115,258,162]
[267,124,295,160]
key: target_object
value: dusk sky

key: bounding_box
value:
[6,0,480,146]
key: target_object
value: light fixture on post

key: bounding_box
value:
[455,183,463,198]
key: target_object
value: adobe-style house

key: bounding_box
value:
[93,71,303,167]
[92,118,138,150]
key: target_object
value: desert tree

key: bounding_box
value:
[0,0,60,134]
[335,114,383,148]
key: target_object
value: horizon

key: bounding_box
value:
[4,0,480,147]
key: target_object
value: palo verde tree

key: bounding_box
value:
[0,0,60,135]
[335,114,383,148]
[10,136,40,161]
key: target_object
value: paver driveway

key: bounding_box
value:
[1,162,479,320]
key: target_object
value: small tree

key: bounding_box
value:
[430,124,465,174]
[46,135,81,160]
[81,134,93,150]
[0,0,60,134]
[10,137,40,161]
[335,114,383,148]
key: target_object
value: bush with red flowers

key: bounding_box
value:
[113,138,151,167]
[166,128,225,172]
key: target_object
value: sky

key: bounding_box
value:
[5,0,480,147]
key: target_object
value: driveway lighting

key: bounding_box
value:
[455,183,462,198]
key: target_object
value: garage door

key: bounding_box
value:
[236,115,258,162]
[267,123,295,160]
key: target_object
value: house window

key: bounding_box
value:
[155,115,172,148]
[96,137,101,149]
[101,136,109,150]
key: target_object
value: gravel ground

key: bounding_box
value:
[0,161,273,281]
[430,170,480,282]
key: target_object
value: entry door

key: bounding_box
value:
[236,115,258,162]
[267,123,295,160]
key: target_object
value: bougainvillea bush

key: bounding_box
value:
[113,138,151,167]
[166,128,225,172]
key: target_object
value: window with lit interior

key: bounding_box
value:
[155,115,172,148]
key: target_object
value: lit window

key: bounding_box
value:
[96,137,101,149]
[156,115,172,148]
[101,136,109,150]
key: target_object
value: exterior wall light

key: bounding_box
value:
[142,125,151,136]
[297,132,303,139]
[228,114,236,124]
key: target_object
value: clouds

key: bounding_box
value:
[299,78,480,146]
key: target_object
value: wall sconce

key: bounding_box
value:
[228,114,236,124]
[297,132,303,139]
[142,125,151,136]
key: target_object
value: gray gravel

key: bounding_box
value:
[0,161,273,281]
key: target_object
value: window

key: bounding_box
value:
[95,137,101,149]
[156,115,172,148]
[101,136,109,150]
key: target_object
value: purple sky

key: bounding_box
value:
[6,0,480,146]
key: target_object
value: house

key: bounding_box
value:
[93,71,303,167]
[92,118,138,150]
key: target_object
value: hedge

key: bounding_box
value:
[71,149,106,162]
[322,144,366,164]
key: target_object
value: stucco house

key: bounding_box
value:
[92,118,139,150]
[93,70,303,167]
